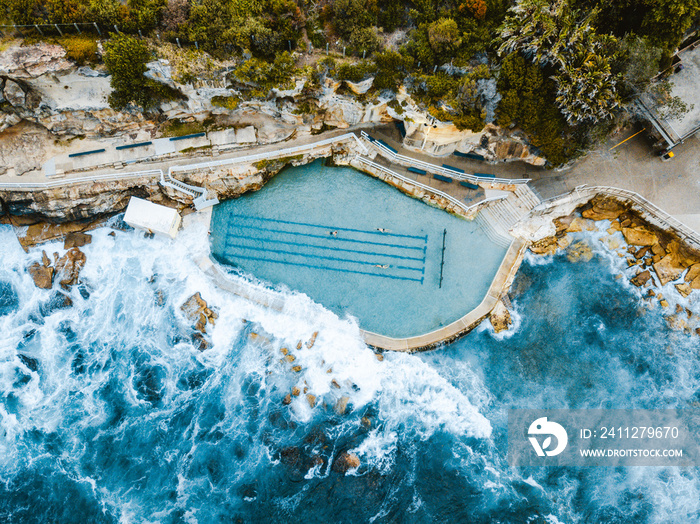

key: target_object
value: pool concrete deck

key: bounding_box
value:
[361,237,527,351]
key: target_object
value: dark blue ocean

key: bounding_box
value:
[1,213,699,523]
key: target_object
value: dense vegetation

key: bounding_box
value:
[0,0,699,164]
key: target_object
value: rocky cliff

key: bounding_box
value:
[0,41,547,178]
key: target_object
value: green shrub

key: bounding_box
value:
[211,95,240,110]
[60,35,98,65]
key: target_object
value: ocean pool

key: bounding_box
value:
[210,159,507,338]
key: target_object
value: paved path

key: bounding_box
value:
[370,124,700,234]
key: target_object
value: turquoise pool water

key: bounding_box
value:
[210,159,508,338]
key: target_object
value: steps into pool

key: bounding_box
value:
[475,185,542,247]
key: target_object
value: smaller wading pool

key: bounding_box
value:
[210,159,508,339]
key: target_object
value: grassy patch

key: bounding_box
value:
[254,154,303,169]
[211,95,240,110]
[180,145,213,154]
[161,119,206,138]
[60,35,98,65]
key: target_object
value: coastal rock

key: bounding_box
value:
[64,232,92,249]
[55,248,86,289]
[685,263,700,282]
[28,262,54,289]
[489,300,512,333]
[0,43,72,78]
[181,292,218,333]
[675,283,692,297]
[566,241,594,263]
[529,236,558,256]
[664,240,699,269]
[334,396,350,415]
[653,255,685,286]
[599,235,620,250]
[621,227,657,246]
[306,331,318,348]
[581,196,627,220]
[306,394,316,408]
[332,452,360,473]
[565,217,596,233]
[631,270,651,287]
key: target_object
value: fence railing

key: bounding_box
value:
[0,169,162,189]
[170,132,367,175]
[359,131,530,185]
[355,157,507,216]
[531,184,700,251]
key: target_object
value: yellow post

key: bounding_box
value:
[609,128,647,151]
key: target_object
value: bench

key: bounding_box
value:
[474,172,495,178]
[442,164,465,173]
[376,139,398,154]
[407,167,427,175]
[169,132,207,142]
[116,141,153,151]
[433,174,452,183]
[454,151,485,161]
[68,148,106,158]
[460,181,479,190]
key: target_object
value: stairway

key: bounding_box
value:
[476,184,542,247]
[160,171,220,210]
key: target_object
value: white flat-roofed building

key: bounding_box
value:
[123,197,181,239]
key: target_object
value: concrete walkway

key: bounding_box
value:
[369,124,700,234]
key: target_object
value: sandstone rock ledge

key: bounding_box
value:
[526,194,700,331]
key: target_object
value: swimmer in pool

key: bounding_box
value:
[330,231,338,236]
[377,228,390,233]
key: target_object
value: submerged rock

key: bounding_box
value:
[334,396,350,415]
[40,292,73,315]
[566,241,594,263]
[332,452,360,474]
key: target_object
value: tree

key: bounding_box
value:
[427,18,461,60]
[0,0,37,24]
[499,0,621,123]
[617,35,661,97]
[349,27,382,55]
[459,0,486,20]
[330,0,377,40]
[373,50,413,91]
[103,34,179,111]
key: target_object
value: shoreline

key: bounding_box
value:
[4,129,700,351]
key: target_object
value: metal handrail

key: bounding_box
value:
[0,169,162,189]
[359,131,531,185]
[355,157,507,215]
[169,133,367,175]
[0,133,367,192]
[531,184,700,250]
